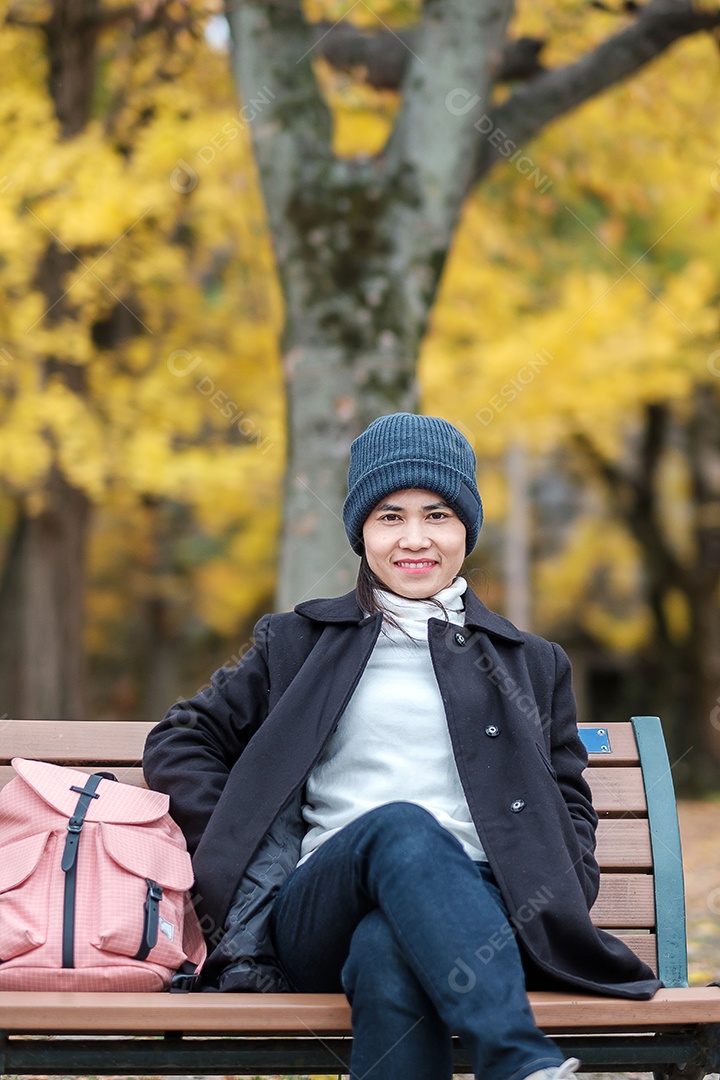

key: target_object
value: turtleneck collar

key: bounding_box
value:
[374,576,467,641]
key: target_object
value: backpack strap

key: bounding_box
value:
[134,880,164,961]
[60,774,106,969]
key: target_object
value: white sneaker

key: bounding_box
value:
[523,1056,581,1080]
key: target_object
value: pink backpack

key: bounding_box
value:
[0,758,206,991]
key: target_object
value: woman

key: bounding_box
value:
[144,412,660,1080]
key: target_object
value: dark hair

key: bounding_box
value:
[355,552,456,632]
[356,553,389,619]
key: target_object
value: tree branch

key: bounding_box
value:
[224,0,334,240]
[4,11,46,26]
[573,418,688,595]
[313,23,546,90]
[225,0,334,270]
[86,4,138,28]
[5,2,156,31]
[4,0,262,40]
[380,0,514,296]
[687,383,720,592]
[475,0,720,183]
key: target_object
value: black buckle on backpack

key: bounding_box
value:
[170,963,201,993]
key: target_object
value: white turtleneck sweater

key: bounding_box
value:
[299,577,487,864]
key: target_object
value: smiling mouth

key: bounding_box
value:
[394,560,437,570]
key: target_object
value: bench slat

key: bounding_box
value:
[1,721,639,765]
[586,768,646,814]
[0,808,653,870]
[579,723,639,765]
[1,987,717,1035]
[590,874,654,928]
[595,819,652,868]
[0,720,154,764]
[1,740,647,817]
[0,776,655,869]
[615,933,656,971]
[0,765,653,815]
[0,731,653,864]
[0,765,146,791]
[0,765,649,815]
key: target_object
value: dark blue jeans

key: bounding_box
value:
[270,802,564,1080]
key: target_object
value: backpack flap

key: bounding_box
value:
[99,823,194,891]
[11,758,169,823]
[93,822,201,971]
[0,832,52,893]
[0,832,53,961]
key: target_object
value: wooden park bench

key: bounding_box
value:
[1,715,720,1079]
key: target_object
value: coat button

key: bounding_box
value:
[454,632,466,646]
[484,725,500,737]
[510,799,525,813]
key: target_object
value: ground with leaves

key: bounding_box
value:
[679,798,720,988]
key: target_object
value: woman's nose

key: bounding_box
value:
[398,523,431,549]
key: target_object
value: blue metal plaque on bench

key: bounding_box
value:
[578,727,612,754]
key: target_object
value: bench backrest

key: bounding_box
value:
[0,715,687,987]
[579,716,687,988]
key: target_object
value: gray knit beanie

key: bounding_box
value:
[342,413,483,556]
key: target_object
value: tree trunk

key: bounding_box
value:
[0,0,100,718]
[44,0,100,137]
[227,0,514,608]
[0,471,90,717]
[647,385,720,791]
[135,500,187,723]
[575,391,720,791]
[685,383,720,787]
[277,331,419,609]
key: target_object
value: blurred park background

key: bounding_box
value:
[1,0,720,792]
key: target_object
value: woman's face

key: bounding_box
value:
[362,488,466,599]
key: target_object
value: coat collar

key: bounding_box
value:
[294,587,525,644]
[294,591,370,625]
[463,588,525,643]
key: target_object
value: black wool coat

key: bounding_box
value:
[143,588,661,999]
